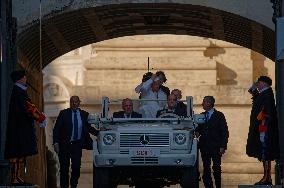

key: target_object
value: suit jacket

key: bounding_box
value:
[53,108,98,149]
[156,105,187,117]
[196,109,229,150]
[176,101,187,116]
[113,111,142,118]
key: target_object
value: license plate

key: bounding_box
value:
[130,148,160,157]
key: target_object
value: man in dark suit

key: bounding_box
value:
[156,94,187,117]
[53,96,98,188]
[113,98,142,118]
[195,96,229,188]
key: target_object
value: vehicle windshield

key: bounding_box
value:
[90,96,197,130]
[101,97,194,119]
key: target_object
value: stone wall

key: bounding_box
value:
[42,35,275,187]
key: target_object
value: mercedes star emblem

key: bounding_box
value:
[140,134,150,145]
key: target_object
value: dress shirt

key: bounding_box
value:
[206,108,215,120]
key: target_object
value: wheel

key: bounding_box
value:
[180,166,199,188]
[135,181,164,188]
[93,165,115,188]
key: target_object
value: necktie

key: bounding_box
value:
[73,110,78,140]
[205,111,209,122]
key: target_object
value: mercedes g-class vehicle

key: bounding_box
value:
[89,96,204,188]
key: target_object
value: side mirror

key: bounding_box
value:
[193,114,205,124]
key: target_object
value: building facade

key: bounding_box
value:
[43,35,275,187]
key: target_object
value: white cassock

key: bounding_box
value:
[135,78,167,118]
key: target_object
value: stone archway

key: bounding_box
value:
[16,3,274,70]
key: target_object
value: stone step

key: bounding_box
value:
[239,186,282,188]
[0,186,39,188]
[80,166,276,185]
[78,171,279,188]
[222,173,276,186]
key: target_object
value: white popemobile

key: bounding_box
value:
[88,96,205,188]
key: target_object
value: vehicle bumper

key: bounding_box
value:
[94,153,197,167]
[93,139,198,167]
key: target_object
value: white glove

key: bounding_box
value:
[39,117,48,128]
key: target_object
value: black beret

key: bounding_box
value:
[257,76,272,86]
[10,70,26,83]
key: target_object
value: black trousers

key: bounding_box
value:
[200,147,222,188]
[58,141,82,188]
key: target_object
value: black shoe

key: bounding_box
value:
[254,180,272,185]
[254,180,264,185]
[11,182,32,186]
[261,180,272,185]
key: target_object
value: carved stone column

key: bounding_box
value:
[272,0,284,185]
[0,0,16,184]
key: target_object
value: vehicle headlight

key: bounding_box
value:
[174,133,186,145]
[103,134,116,145]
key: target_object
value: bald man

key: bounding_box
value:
[156,94,187,117]
[113,98,142,118]
[53,96,98,188]
[171,89,187,116]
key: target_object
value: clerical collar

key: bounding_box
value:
[124,113,131,118]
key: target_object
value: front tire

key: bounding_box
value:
[180,166,199,188]
[93,165,114,188]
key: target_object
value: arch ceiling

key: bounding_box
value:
[17,3,275,70]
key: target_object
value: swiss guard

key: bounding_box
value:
[5,70,47,185]
[246,76,279,185]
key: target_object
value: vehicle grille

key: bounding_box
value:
[119,150,169,154]
[131,157,158,164]
[120,133,170,148]
[120,150,129,154]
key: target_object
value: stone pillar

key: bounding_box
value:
[276,15,284,185]
[0,0,16,184]
[276,59,284,185]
